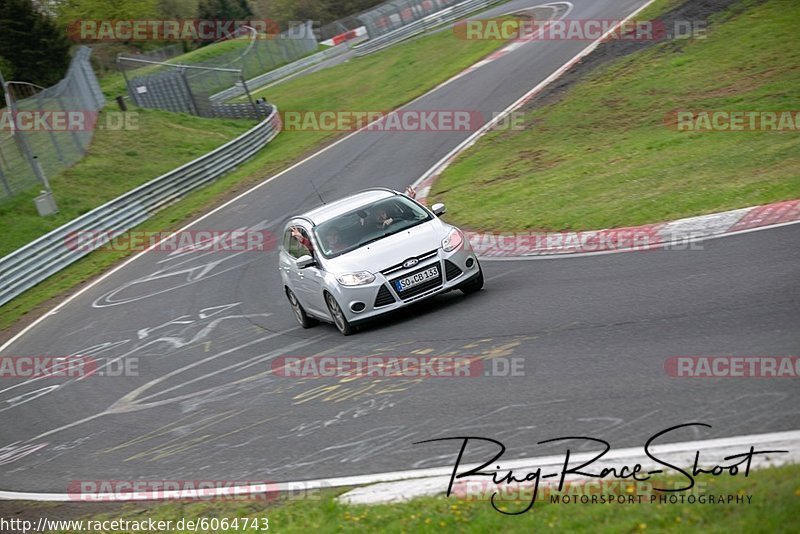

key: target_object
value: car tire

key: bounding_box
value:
[460,264,484,294]
[325,292,354,336]
[286,288,318,329]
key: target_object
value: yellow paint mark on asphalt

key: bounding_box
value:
[461,338,494,349]
[291,376,422,404]
[103,412,206,454]
[373,341,416,352]
[121,411,276,462]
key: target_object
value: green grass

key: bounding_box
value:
[0,22,510,331]
[251,26,506,108]
[43,463,800,533]
[99,38,253,98]
[430,0,800,232]
[98,37,325,99]
[0,110,251,258]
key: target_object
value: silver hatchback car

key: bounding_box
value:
[278,188,483,335]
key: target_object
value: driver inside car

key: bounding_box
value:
[322,226,346,254]
[373,206,394,229]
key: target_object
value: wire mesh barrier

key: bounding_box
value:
[0,47,105,199]
[118,23,318,118]
[353,0,504,56]
[356,0,465,38]
[208,40,358,103]
[120,43,186,64]
[0,107,282,307]
[318,17,365,42]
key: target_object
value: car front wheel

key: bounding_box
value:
[325,292,354,335]
[286,288,318,329]
[460,264,484,294]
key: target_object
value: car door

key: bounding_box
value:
[279,226,299,291]
[284,223,327,316]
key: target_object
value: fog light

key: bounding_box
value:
[466,257,475,268]
[350,302,366,313]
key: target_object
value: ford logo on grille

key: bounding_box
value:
[403,258,419,269]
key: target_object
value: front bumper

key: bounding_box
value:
[329,243,480,324]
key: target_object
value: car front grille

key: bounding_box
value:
[380,249,439,277]
[374,284,396,307]
[389,263,443,300]
[444,259,463,281]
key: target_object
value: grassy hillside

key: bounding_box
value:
[0,110,250,258]
[431,0,800,231]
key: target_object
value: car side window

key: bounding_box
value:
[285,225,313,259]
[282,228,293,254]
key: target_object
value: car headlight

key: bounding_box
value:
[336,271,376,286]
[441,228,464,252]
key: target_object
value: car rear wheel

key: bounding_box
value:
[460,264,484,294]
[286,288,317,329]
[325,292,354,335]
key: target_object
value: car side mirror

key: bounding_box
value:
[431,203,446,216]
[296,254,316,269]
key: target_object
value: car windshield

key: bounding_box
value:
[313,196,432,258]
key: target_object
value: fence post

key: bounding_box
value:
[241,72,261,119]
[0,165,11,196]
[118,56,137,106]
[0,77,49,191]
[180,69,198,116]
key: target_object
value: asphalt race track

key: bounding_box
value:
[1,0,798,494]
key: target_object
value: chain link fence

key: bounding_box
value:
[356,0,465,38]
[0,47,105,200]
[118,23,318,118]
[318,17,365,41]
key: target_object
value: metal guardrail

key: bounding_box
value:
[210,37,368,103]
[0,107,282,307]
[353,0,503,56]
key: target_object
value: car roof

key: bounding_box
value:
[298,189,398,225]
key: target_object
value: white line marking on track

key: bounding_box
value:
[481,219,800,261]
[2,429,797,501]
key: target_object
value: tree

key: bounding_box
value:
[0,0,70,91]
[54,0,160,22]
[157,0,199,19]
[197,0,252,20]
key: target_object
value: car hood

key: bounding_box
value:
[324,219,449,274]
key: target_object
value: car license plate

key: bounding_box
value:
[395,266,439,292]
